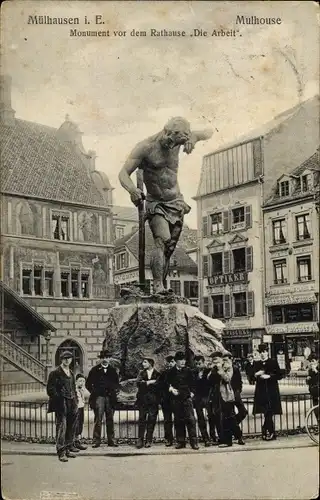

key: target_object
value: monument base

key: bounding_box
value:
[104,288,226,379]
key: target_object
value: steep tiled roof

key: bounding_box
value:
[115,226,198,273]
[113,205,138,221]
[291,149,320,177]
[0,119,109,207]
[263,149,320,207]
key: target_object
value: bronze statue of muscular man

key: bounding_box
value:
[119,117,212,294]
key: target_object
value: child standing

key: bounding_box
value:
[74,374,88,450]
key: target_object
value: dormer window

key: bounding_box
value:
[301,174,312,192]
[279,180,289,197]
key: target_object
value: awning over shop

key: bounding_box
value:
[266,322,319,335]
[265,293,318,307]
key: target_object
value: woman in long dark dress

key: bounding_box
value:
[253,344,283,440]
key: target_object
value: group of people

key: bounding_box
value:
[47,343,318,462]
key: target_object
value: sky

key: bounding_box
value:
[1,1,319,228]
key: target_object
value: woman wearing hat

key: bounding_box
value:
[253,344,282,440]
[85,349,120,448]
[46,350,79,462]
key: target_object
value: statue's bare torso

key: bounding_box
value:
[138,133,182,202]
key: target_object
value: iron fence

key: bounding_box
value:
[242,374,307,387]
[1,382,45,396]
[0,393,316,443]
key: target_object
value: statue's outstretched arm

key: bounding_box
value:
[183,128,213,154]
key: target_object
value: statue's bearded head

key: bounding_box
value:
[161,117,191,149]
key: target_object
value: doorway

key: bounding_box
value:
[55,339,83,375]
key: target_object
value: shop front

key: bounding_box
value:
[266,322,319,371]
[222,328,263,369]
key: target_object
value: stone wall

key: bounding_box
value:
[32,301,114,375]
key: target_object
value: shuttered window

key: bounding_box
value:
[245,205,252,228]
[203,255,209,277]
[224,294,231,318]
[203,297,209,316]
[202,216,208,237]
[223,251,231,274]
[223,210,230,232]
[245,246,253,272]
[247,291,255,316]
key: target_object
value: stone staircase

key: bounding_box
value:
[0,333,47,385]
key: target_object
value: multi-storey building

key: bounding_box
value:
[113,205,138,240]
[114,226,199,306]
[195,95,319,358]
[263,150,319,365]
[0,75,115,382]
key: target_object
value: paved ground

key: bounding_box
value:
[2,437,319,500]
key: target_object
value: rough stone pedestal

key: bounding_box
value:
[103,291,226,380]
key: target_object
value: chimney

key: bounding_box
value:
[0,75,16,126]
[87,150,97,172]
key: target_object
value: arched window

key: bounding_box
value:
[55,339,84,374]
[16,202,34,235]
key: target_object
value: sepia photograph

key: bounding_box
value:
[0,1,319,499]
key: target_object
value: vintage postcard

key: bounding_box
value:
[1,1,319,499]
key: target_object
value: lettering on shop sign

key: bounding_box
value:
[208,272,248,286]
[223,329,251,338]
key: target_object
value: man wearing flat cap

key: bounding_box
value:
[47,350,79,462]
[85,349,120,448]
[165,351,199,450]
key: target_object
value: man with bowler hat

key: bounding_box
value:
[47,350,79,462]
[253,343,282,440]
[86,349,120,448]
[166,351,199,450]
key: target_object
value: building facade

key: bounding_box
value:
[263,151,320,366]
[0,75,116,378]
[114,226,199,305]
[113,205,138,240]
[195,96,319,358]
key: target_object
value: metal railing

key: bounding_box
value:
[1,382,45,396]
[0,333,46,384]
[0,393,315,443]
[242,373,307,387]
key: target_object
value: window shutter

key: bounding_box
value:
[203,255,208,277]
[245,246,253,272]
[247,291,254,316]
[223,251,231,274]
[202,216,208,237]
[125,252,129,268]
[224,294,231,318]
[223,210,230,232]
[203,297,209,316]
[245,205,252,228]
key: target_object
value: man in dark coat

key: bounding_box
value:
[245,353,256,385]
[46,350,79,462]
[306,354,319,407]
[193,355,211,446]
[166,351,199,450]
[136,358,161,448]
[158,355,176,446]
[85,349,120,448]
[253,344,282,440]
